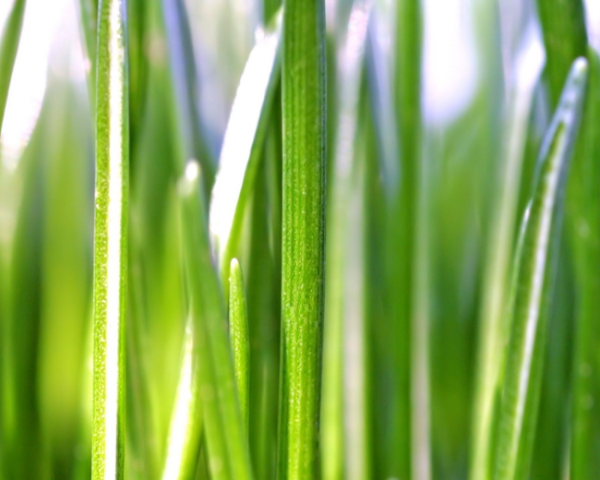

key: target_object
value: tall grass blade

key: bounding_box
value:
[0,0,26,133]
[569,46,600,480]
[209,19,281,293]
[178,161,252,480]
[279,0,327,476]
[493,58,587,480]
[229,258,250,428]
[92,0,130,477]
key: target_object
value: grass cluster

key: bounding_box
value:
[0,0,599,479]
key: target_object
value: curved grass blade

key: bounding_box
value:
[321,3,371,479]
[535,0,587,109]
[162,0,215,186]
[209,19,281,294]
[0,0,26,134]
[568,47,600,480]
[469,34,543,480]
[279,0,327,476]
[493,58,588,480]
[229,258,250,428]
[92,0,130,477]
[178,161,252,480]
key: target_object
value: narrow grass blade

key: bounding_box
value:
[568,47,600,480]
[469,33,543,480]
[162,0,215,186]
[178,161,252,480]
[321,3,371,479]
[279,0,327,476]
[0,0,26,133]
[92,0,130,477]
[229,258,250,428]
[493,58,587,480]
[536,0,587,108]
[209,19,281,293]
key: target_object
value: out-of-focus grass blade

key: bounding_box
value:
[0,0,26,133]
[92,0,130,477]
[178,161,252,480]
[162,0,215,187]
[209,18,281,293]
[569,47,600,480]
[279,0,327,476]
[229,258,250,428]
[321,3,371,480]
[536,0,587,108]
[77,0,98,102]
[391,0,423,477]
[493,58,587,480]
[469,32,543,480]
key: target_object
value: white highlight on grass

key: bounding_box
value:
[0,0,68,166]
[209,28,278,261]
[104,0,126,478]
[585,0,600,53]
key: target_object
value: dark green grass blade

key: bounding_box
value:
[0,0,26,133]
[568,47,600,480]
[229,258,250,428]
[493,58,587,480]
[279,0,327,476]
[536,0,587,108]
[178,161,253,480]
[92,0,130,477]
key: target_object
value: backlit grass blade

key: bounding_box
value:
[178,161,252,480]
[469,34,543,480]
[209,19,281,293]
[0,0,26,133]
[535,0,587,108]
[321,3,370,479]
[92,0,130,477]
[229,258,250,428]
[568,47,600,480]
[493,58,587,480]
[279,0,327,476]
[391,0,423,477]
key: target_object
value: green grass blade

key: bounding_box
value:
[0,0,26,134]
[568,47,600,480]
[493,58,588,480]
[229,258,250,428]
[536,0,587,109]
[469,37,543,480]
[321,4,371,479]
[178,161,253,480]
[92,0,130,477]
[279,0,327,476]
[209,19,281,293]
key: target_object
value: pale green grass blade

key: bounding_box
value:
[279,0,327,476]
[568,47,600,480]
[209,19,281,294]
[92,0,130,477]
[178,161,252,480]
[321,4,371,479]
[536,0,587,108]
[229,258,250,428]
[494,58,588,480]
[0,0,26,133]
[469,35,543,480]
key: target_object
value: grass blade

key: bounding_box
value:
[92,0,130,477]
[229,258,250,428]
[568,47,600,480]
[0,0,26,133]
[493,58,587,480]
[209,19,281,292]
[279,0,327,476]
[178,161,252,480]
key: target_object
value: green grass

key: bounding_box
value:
[1,0,600,479]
